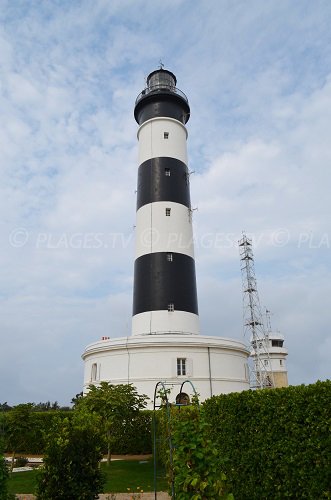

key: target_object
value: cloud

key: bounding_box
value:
[191,72,331,387]
[0,0,330,405]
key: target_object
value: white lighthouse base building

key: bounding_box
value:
[82,335,250,407]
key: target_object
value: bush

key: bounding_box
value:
[155,402,233,499]
[3,407,152,456]
[203,380,331,499]
[109,410,152,454]
[36,412,105,499]
[155,381,331,499]
[170,406,233,499]
[3,409,72,455]
[0,448,9,500]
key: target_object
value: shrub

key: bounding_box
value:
[170,406,233,499]
[203,380,331,499]
[0,447,9,500]
[155,402,233,499]
[109,410,152,454]
[3,407,152,456]
[3,409,72,455]
[36,412,105,499]
[155,381,331,499]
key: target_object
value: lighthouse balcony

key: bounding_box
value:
[135,85,188,106]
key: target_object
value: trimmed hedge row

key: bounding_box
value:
[109,410,152,454]
[202,380,331,499]
[155,381,331,499]
[3,381,329,498]
[1,410,71,455]
[1,409,152,455]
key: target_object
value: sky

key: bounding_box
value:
[0,0,330,406]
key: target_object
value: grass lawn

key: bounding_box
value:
[103,460,167,493]
[8,459,168,495]
[8,469,38,494]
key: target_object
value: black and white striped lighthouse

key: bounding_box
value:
[132,68,199,337]
[82,67,250,403]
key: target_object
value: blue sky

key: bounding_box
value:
[0,0,330,405]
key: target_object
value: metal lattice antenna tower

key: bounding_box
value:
[239,233,274,389]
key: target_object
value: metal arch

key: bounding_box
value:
[153,381,169,410]
[153,381,174,500]
[152,380,199,499]
[178,379,199,406]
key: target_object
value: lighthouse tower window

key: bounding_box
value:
[165,208,171,216]
[168,303,174,312]
[165,167,171,176]
[164,132,169,139]
[177,358,186,376]
[167,253,173,262]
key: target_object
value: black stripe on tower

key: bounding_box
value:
[135,95,190,126]
[137,157,190,210]
[133,252,198,316]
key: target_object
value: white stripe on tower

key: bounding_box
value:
[132,69,200,337]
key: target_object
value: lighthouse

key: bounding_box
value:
[132,68,199,337]
[82,68,250,406]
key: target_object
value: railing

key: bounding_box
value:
[144,330,198,335]
[135,83,188,105]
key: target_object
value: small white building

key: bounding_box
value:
[251,332,288,388]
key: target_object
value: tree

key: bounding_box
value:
[71,391,83,405]
[0,403,12,412]
[6,403,36,470]
[34,401,60,411]
[36,411,105,500]
[74,383,148,465]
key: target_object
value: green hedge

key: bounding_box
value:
[3,410,72,455]
[108,410,152,454]
[2,409,152,455]
[203,380,331,499]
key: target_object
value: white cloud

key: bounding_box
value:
[190,64,331,387]
[0,0,330,405]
